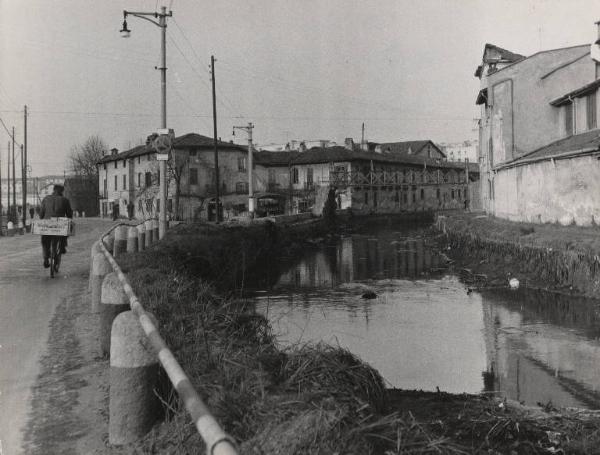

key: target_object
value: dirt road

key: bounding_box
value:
[0,218,114,455]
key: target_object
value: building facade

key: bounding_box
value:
[475,39,600,225]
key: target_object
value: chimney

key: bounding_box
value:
[595,20,600,45]
[299,141,307,153]
[110,147,119,156]
[344,138,354,150]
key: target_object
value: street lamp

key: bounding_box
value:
[119,6,172,239]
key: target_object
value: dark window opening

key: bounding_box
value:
[189,168,198,185]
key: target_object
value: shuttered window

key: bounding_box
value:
[587,92,597,130]
[565,102,574,136]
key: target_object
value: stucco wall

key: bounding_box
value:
[494,155,600,226]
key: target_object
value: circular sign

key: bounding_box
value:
[153,134,172,153]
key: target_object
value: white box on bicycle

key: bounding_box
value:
[32,218,75,236]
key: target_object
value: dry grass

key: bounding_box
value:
[113,219,600,454]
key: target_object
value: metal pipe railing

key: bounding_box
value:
[100,221,238,454]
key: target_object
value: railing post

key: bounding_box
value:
[109,310,162,445]
[91,252,112,313]
[113,225,128,258]
[145,220,153,247]
[127,227,139,253]
[104,233,115,254]
[89,241,102,291]
[137,223,146,252]
[152,218,159,242]
[100,273,130,357]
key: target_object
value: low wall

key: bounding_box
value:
[494,154,600,226]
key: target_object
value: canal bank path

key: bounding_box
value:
[0,217,114,454]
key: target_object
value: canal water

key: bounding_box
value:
[252,225,600,409]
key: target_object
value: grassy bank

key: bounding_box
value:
[438,214,600,297]
[113,219,600,454]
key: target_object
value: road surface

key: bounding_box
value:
[0,217,114,454]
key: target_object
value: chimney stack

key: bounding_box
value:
[344,138,354,150]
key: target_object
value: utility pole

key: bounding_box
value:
[21,144,25,227]
[12,127,16,223]
[0,147,2,220]
[6,142,10,221]
[211,55,220,223]
[233,122,255,216]
[23,105,27,227]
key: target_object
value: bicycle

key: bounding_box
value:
[48,235,65,278]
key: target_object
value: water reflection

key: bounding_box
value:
[278,234,443,288]
[254,230,600,409]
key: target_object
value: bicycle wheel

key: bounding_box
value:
[49,237,61,278]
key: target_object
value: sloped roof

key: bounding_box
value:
[173,133,246,151]
[376,140,446,158]
[497,129,600,170]
[97,133,246,164]
[483,43,526,64]
[253,150,298,166]
[289,146,477,173]
[550,79,600,106]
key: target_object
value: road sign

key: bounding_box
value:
[152,128,175,161]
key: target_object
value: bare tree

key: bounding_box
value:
[69,135,108,178]
[168,151,188,220]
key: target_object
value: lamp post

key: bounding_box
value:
[119,6,171,239]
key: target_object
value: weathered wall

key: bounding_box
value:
[494,155,600,226]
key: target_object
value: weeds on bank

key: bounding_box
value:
[114,221,600,454]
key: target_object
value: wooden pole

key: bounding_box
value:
[211,55,220,223]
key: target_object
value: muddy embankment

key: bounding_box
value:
[437,214,600,297]
[114,215,600,454]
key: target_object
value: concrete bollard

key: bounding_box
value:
[126,227,138,253]
[113,225,128,258]
[100,273,130,357]
[152,219,159,242]
[136,223,146,252]
[109,311,162,445]
[104,234,115,254]
[144,220,153,247]
[89,241,103,291]
[91,252,112,313]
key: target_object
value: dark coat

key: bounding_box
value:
[40,194,73,219]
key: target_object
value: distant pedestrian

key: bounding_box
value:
[112,202,118,221]
[29,207,34,219]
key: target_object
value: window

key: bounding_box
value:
[238,157,247,172]
[114,161,118,169]
[451,189,455,199]
[565,102,574,136]
[123,175,127,190]
[146,198,153,212]
[145,172,152,187]
[123,160,126,168]
[103,179,107,197]
[103,163,106,170]
[138,156,141,164]
[236,182,248,194]
[292,167,299,184]
[306,168,313,185]
[189,168,198,185]
[364,191,369,205]
[373,190,378,207]
[588,92,597,130]
[420,188,424,200]
[436,188,441,200]
[190,149,197,157]
[114,175,118,190]
[138,172,142,187]
[488,137,494,167]
[138,198,142,211]
[412,191,416,203]
[268,168,276,184]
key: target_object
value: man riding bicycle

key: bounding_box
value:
[39,184,73,268]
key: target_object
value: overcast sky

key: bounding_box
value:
[1,0,599,176]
